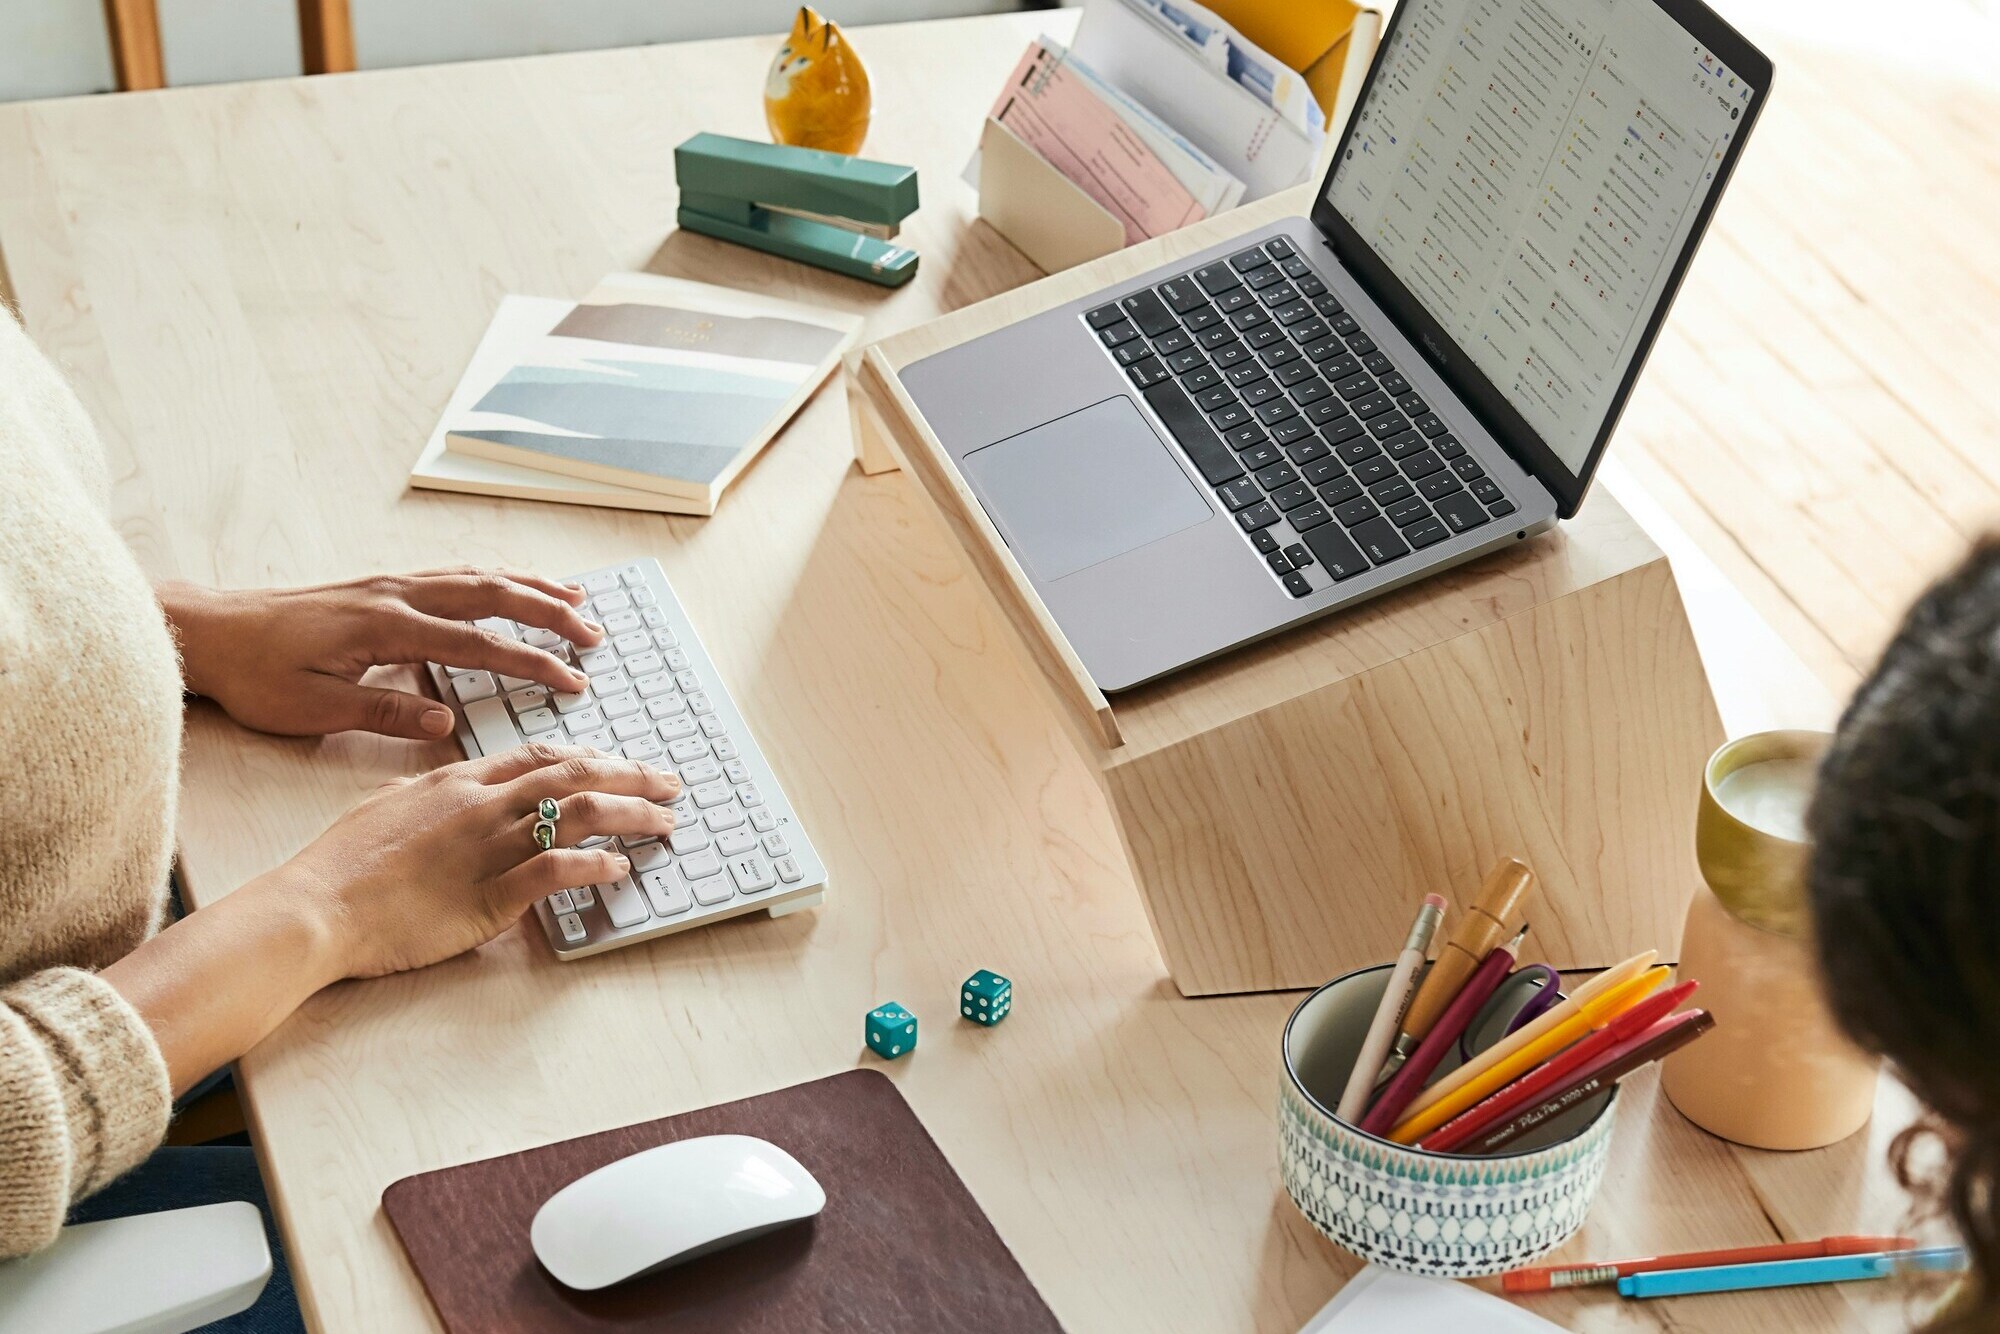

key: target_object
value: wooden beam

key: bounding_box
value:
[101,0,166,91]
[298,0,356,74]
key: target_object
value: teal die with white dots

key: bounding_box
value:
[865,1003,918,1059]
[960,969,1012,1026]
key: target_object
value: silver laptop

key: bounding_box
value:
[902,0,1770,691]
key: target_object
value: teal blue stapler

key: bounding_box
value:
[674,133,920,288]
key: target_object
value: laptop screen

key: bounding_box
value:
[1320,0,1762,487]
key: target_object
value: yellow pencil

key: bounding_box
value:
[1389,966,1670,1143]
[1383,951,1659,1139]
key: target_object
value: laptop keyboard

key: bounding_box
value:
[1085,237,1517,597]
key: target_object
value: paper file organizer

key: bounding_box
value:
[975,5,1380,275]
[846,188,1726,995]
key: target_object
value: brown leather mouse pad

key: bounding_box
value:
[382,1068,1064,1332]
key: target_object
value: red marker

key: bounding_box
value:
[1360,924,1528,1138]
[1420,979,1698,1154]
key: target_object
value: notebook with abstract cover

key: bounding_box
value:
[437,272,860,513]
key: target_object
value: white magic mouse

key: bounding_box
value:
[530,1134,826,1291]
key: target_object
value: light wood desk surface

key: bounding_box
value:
[0,10,1963,1332]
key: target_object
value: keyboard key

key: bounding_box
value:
[1274,300,1313,325]
[1336,497,1379,527]
[1217,477,1262,511]
[563,706,606,734]
[1230,247,1272,272]
[1396,392,1427,415]
[623,735,665,763]
[622,650,664,677]
[1369,479,1415,506]
[1302,522,1370,579]
[1346,333,1377,355]
[1195,261,1241,293]
[1452,456,1486,480]
[670,824,712,855]
[452,672,498,703]
[1352,393,1393,419]
[730,854,778,894]
[691,780,733,808]
[1127,357,1170,388]
[1245,324,1285,350]
[1183,364,1222,393]
[775,856,804,884]
[1259,282,1298,308]
[1226,424,1266,450]
[1141,380,1244,486]
[627,841,671,873]
[1265,236,1296,259]
[1322,416,1365,445]
[1406,517,1451,549]
[1244,266,1285,291]
[1353,457,1396,486]
[1490,499,1519,517]
[1287,437,1331,465]
[1269,552,1292,576]
[640,869,693,917]
[1318,475,1363,505]
[1351,516,1411,564]
[600,875,651,929]
[1263,343,1304,370]
[1155,328,1193,356]
[1313,293,1345,316]
[680,757,722,786]
[1470,477,1505,506]
[1086,303,1123,329]
[1254,399,1299,426]
[1166,348,1204,375]
[1417,470,1464,501]
[1212,403,1252,431]
[1368,412,1410,441]
[1249,528,1280,553]
[1301,458,1345,487]
[1388,497,1431,527]
[1183,304,1222,331]
[1241,442,1282,470]
[1330,313,1359,336]
[1271,417,1315,445]
[1384,431,1426,460]
[1282,571,1313,598]
[1335,373,1373,399]
[1240,382,1280,408]
[1252,458,1295,488]
[1434,492,1491,533]
[1196,384,1234,412]
[1363,352,1394,376]
[557,912,586,944]
[1336,438,1381,466]
[687,872,735,907]
[1230,305,1271,331]
[1416,414,1448,438]
[583,571,621,595]
[1288,501,1331,531]
[591,590,631,615]
[1436,434,1465,459]
[1211,339,1250,365]
[1290,378,1330,404]
[1158,276,1206,313]
[600,692,642,719]
[1236,502,1280,532]
[1216,287,1255,314]
[517,706,560,735]
[1120,290,1178,337]
[1283,542,1313,568]
[1271,482,1314,511]
[1402,450,1446,479]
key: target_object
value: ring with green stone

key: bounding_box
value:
[532,818,557,851]
[538,796,560,822]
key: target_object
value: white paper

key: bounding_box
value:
[1301,1266,1572,1333]
[1070,0,1323,201]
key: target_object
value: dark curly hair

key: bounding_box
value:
[1808,540,2000,1332]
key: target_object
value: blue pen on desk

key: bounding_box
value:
[1617,1246,1968,1299]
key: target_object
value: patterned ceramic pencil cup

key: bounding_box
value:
[1280,964,1618,1277]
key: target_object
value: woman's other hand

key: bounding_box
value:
[278,743,679,978]
[159,567,605,739]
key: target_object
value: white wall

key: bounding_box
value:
[0,0,1023,102]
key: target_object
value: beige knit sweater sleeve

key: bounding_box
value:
[0,310,182,1256]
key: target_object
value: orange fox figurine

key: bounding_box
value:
[764,6,872,156]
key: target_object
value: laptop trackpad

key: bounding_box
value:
[962,397,1211,583]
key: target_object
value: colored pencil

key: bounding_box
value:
[1360,925,1527,1136]
[1336,894,1448,1123]
[1419,979,1698,1153]
[1503,1235,1920,1293]
[1387,950,1656,1113]
[1616,1246,1966,1299]
[1465,1010,1713,1153]
[1390,965,1671,1143]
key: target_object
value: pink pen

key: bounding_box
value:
[1361,924,1529,1137]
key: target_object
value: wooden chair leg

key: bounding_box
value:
[101,0,166,91]
[299,0,357,74]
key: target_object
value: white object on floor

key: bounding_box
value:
[0,1201,271,1334]
[1300,1265,1570,1333]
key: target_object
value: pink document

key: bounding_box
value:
[988,41,1204,247]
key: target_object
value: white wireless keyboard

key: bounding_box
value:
[427,557,827,959]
